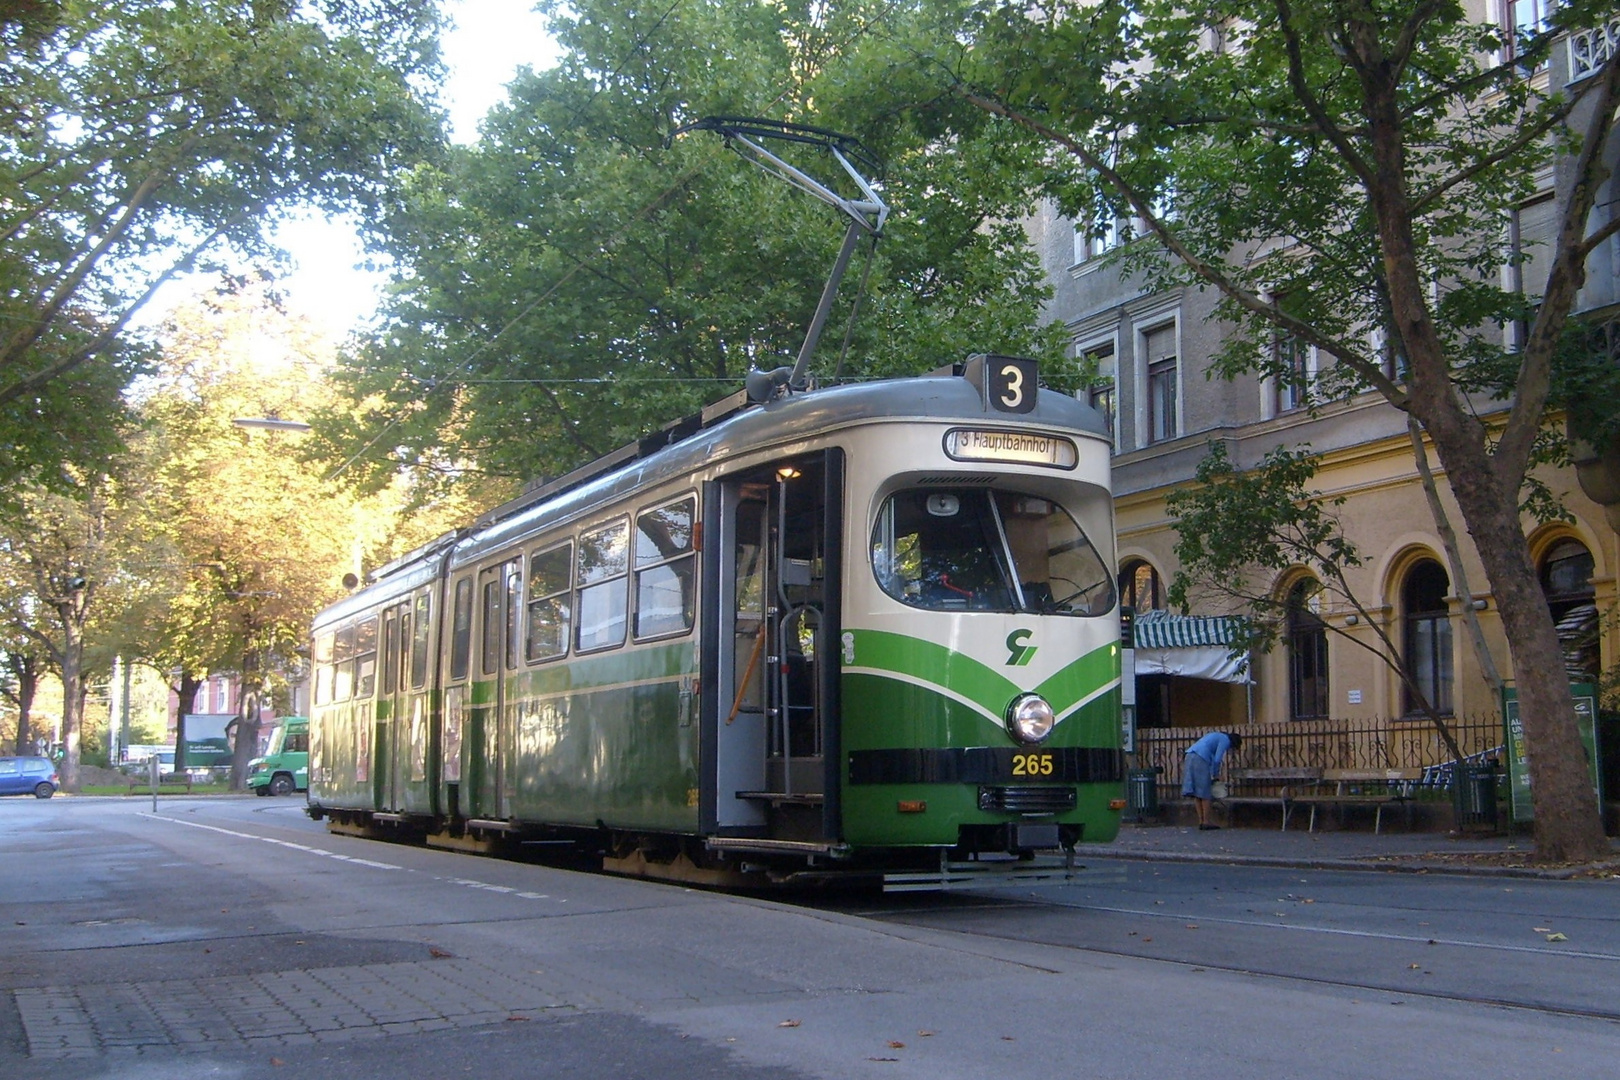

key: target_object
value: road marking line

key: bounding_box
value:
[140,814,404,871]
[143,814,571,903]
[1061,901,1620,962]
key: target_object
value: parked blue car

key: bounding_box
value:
[0,756,58,798]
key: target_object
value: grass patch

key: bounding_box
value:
[77,783,231,796]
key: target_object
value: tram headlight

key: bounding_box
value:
[1006,693,1056,744]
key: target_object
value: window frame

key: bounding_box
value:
[409,592,431,689]
[1401,559,1454,718]
[1118,559,1162,612]
[575,516,631,654]
[633,494,698,642]
[1286,579,1330,721]
[525,539,574,665]
[1141,320,1180,444]
[448,576,474,682]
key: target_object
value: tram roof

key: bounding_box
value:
[315,371,1108,628]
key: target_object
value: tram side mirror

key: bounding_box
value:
[746,365,794,403]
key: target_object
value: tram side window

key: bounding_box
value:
[333,624,356,700]
[577,519,629,651]
[526,542,572,662]
[504,567,522,670]
[481,577,502,675]
[450,577,474,680]
[410,593,431,688]
[354,617,378,698]
[382,611,399,695]
[871,488,1114,616]
[396,610,410,693]
[313,631,335,706]
[634,496,696,639]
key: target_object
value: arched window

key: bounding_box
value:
[1118,559,1162,612]
[1402,559,1453,716]
[1540,538,1598,682]
[1287,579,1329,720]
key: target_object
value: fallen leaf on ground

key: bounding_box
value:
[429,947,454,958]
[917,1030,935,1037]
[506,1015,529,1022]
[1533,927,1552,933]
[1546,932,1568,942]
[778,1020,801,1028]
[1408,963,1420,969]
[888,1041,906,1049]
[1184,924,1199,929]
[269,1058,284,1067]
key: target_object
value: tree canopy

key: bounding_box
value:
[314,0,1070,494]
[0,0,444,495]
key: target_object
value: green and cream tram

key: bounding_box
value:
[308,357,1124,885]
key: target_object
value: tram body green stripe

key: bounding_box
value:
[846,629,1118,720]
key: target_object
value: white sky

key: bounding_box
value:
[251,0,561,339]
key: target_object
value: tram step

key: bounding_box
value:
[735,790,825,805]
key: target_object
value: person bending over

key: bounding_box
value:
[1182,731,1242,830]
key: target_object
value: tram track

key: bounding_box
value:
[800,879,1620,1025]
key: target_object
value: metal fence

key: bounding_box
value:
[1136,714,1503,796]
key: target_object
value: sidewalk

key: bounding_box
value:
[1085,821,1620,879]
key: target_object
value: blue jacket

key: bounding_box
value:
[1186,732,1233,775]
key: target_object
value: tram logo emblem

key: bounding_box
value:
[1005,629,1037,666]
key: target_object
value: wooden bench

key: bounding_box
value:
[1223,768,1324,830]
[125,772,194,795]
[1288,768,1424,833]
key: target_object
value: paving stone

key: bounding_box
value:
[11,957,589,1058]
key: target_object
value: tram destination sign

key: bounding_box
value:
[944,428,1078,469]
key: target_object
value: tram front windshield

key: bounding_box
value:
[872,488,1114,616]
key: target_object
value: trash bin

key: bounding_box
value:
[1126,768,1161,822]
[1453,762,1498,830]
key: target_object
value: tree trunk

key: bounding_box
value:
[230,685,261,791]
[171,670,201,770]
[1420,412,1609,862]
[5,653,39,755]
[57,620,82,791]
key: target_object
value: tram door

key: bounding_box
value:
[471,559,521,820]
[705,450,843,842]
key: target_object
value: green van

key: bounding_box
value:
[248,717,309,796]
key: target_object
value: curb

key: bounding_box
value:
[1081,847,1620,880]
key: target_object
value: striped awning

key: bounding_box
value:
[1132,609,1244,649]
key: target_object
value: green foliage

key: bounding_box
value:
[317,0,1066,492]
[0,0,444,497]
[958,0,1605,408]
[1165,442,1356,652]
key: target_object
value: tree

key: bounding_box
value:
[0,648,43,754]
[0,0,444,495]
[1166,442,1469,762]
[315,0,1069,493]
[952,0,1614,859]
[130,287,469,786]
[0,480,131,789]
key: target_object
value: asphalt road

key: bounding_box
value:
[833,857,1620,1018]
[2,795,1617,1080]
